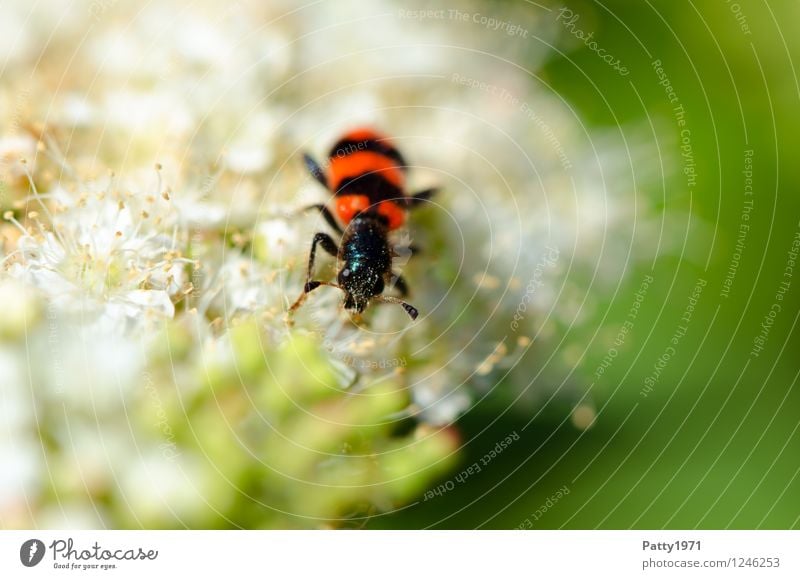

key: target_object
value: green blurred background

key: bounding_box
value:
[373,0,800,529]
[3,0,798,531]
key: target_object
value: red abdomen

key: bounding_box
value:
[326,128,408,230]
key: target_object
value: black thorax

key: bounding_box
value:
[337,212,392,310]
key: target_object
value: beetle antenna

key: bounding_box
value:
[372,295,419,320]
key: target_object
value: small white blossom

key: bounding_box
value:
[6,178,187,333]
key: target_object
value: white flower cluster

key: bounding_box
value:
[0,0,655,527]
[6,170,187,332]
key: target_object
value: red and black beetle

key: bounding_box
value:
[289,128,437,320]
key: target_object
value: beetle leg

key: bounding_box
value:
[289,232,340,314]
[405,187,438,207]
[303,153,329,189]
[299,204,343,234]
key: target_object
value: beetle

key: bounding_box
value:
[289,128,437,320]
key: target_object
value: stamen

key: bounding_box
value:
[20,160,72,252]
[3,211,31,237]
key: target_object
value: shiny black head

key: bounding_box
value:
[339,263,385,313]
[288,209,419,322]
[338,212,391,312]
